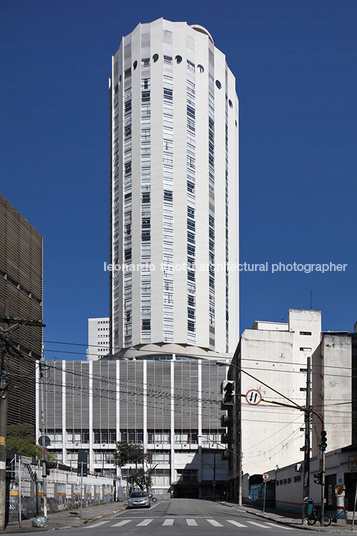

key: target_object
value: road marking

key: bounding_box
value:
[86,521,110,528]
[248,521,272,528]
[186,519,198,526]
[163,519,174,526]
[112,519,132,527]
[207,519,224,527]
[265,522,294,530]
[137,519,153,526]
[195,505,212,517]
[227,520,247,527]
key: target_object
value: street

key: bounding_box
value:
[7,498,349,536]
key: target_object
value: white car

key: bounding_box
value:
[127,491,150,508]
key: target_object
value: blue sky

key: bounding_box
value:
[1,0,356,360]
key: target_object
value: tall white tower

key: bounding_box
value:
[109,19,239,358]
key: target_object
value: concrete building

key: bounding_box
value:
[224,310,356,504]
[109,18,239,359]
[0,194,43,426]
[86,317,110,360]
[40,358,227,497]
[224,309,322,499]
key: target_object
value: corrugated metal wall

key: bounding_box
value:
[0,194,43,426]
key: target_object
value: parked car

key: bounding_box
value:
[127,491,151,508]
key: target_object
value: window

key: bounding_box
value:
[188,320,195,332]
[187,219,195,231]
[187,181,195,193]
[164,88,173,100]
[175,55,182,64]
[197,64,204,73]
[153,53,159,62]
[187,105,195,119]
[142,319,151,330]
[300,331,312,336]
[215,80,222,89]
[164,190,173,202]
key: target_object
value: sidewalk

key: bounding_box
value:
[222,502,356,533]
[0,502,125,534]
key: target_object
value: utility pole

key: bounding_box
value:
[0,346,8,531]
[302,356,311,525]
[39,362,48,518]
[0,319,45,528]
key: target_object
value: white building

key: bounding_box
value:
[86,317,110,360]
[109,18,239,358]
[224,310,355,503]
[39,358,228,497]
[225,310,322,498]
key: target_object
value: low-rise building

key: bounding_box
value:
[38,356,227,498]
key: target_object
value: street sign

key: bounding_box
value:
[262,473,269,481]
[245,389,262,405]
[38,435,51,447]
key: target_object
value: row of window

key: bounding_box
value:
[46,429,223,445]
[121,55,234,109]
[162,74,174,343]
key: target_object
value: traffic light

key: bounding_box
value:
[221,380,235,405]
[314,472,322,485]
[321,430,327,451]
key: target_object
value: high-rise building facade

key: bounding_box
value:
[86,317,110,360]
[109,19,239,358]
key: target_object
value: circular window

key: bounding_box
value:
[133,60,138,70]
[153,53,159,63]
[175,55,182,64]
[197,64,204,73]
[229,99,233,108]
[215,80,222,89]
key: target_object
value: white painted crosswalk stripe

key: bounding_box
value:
[266,522,294,530]
[104,517,297,529]
[86,521,110,528]
[111,519,132,527]
[227,520,247,527]
[207,519,224,527]
[248,520,272,528]
[137,519,153,526]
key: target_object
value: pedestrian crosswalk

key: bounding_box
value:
[86,518,294,530]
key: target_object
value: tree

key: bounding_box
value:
[7,423,42,459]
[114,442,157,492]
[114,442,146,468]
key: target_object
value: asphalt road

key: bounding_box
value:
[75,498,306,535]
[5,498,349,535]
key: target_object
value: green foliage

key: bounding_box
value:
[114,441,146,468]
[114,442,157,492]
[7,423,42,459]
